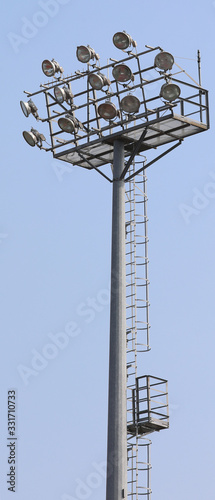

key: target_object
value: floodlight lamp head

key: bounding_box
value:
[42,59,64,77]
[76,45,99,63]
[154,51,174,71]
[113,31,136,50]
[58,114,78,134]
[160,82,181,102]
[88,72,110,90]
[121,94,140,114]
[54,86,73,104]
[20,99,39,120]
[23,128,46,148]
[98,101,118,121]
[112,64,134,83]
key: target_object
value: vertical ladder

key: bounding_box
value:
[125,162,151,499]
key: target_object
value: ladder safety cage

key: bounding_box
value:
[125,166,169,500]
[125,165,150,364]
[127,435,152,500]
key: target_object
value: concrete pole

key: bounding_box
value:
[106,140,127,500]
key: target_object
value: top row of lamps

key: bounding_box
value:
[41,31,175,77]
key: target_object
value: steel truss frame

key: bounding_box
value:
[24,46,209,182]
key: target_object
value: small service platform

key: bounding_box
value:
[127,375,169,436]
[128,417,169,436]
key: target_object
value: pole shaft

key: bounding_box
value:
[106,140,127,500]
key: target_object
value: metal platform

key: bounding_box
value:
[54,112,207,170]
[128,417,169,436]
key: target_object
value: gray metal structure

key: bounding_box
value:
[107,140,127,500]
[21,39,209,500]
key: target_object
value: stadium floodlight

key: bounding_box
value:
[42,59,64,77]
[20,36,210,500]
[88,72,110,90]
[154,51,174,71]
[113,31,137,50]
[54,86,73,104]
[160,82,181,102]
[76,45,99,63]
[58,114,79,134]
[112,64,134,83]
[23,128,46,147]
[98,101,118,120]
[121,94,140,114]
[20,99,39,120]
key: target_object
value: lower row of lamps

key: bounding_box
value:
[56,95,137,133]
[21,83,181,146]
[95,82,181,118]
[23,85,180,148]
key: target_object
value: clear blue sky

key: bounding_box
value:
[0,1,214,499]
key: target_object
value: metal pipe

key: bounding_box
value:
[197,50,203,122]
[44,92,55,154]
[106,140,127,500]
[197,50,202,87]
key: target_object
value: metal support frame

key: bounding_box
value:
[23,45,209,179]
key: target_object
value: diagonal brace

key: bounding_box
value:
[124,140,183,182]
[78,152,112,182]
[119,127,148,180]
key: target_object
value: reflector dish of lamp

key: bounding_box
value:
[76,45,99,63]
[113,31,136,50]
[98,101,118,120]
[154,51,174,71]
[88,72,110,90]
[112,64,134,83]
[160,83,181,102]
[121,94,140,114]
[54,86,73,104]
[58,114,78,133]
[23,128,46,147]
[20,99,39,120]
[42,59,64,77]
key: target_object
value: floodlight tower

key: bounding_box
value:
[20,32,209,500]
